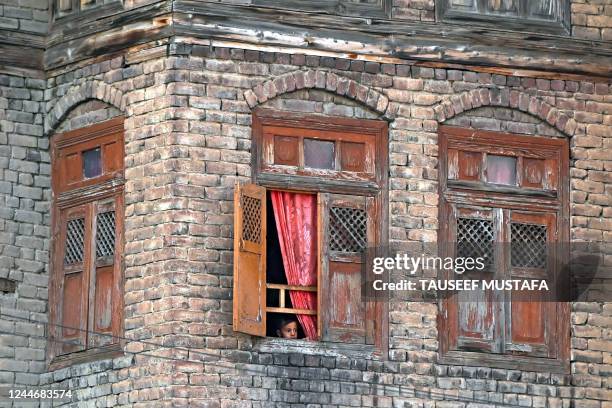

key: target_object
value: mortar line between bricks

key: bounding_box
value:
[1,313,567,407]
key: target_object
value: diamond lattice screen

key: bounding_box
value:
[96,211,116,259]
[511,223,547,269]
[457,218,494,268]
[241,195,261,244]
[64,218,85,265]
[329,206,367,253]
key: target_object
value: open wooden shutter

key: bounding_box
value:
[447,205,503,353]
[56,204,91,355]
[233,183,267,336]
[319,193,375,344]
[504,211,557,358]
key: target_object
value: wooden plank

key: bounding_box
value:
[266,283,317,292]
[0,43,44,71]
[266,307,317,315]
[207,38,609,83]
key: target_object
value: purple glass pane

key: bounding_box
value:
[487,155,516,185]
[304,138,335,170]
[82,147,102,179]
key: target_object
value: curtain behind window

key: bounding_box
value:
[271,191,318,340]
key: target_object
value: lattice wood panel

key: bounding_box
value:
[241,195,261,244]
[64,218,85,265]
[329,206,366,253]
[511,223,547,269]
[457,217,494,267]
[96,211,116,259]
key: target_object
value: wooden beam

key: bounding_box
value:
[47,0,171,47]
[45,14,173,68]
[40,0,612,77]
[0,43,44,72]
[173,1,612,78]
[0,29,45,72]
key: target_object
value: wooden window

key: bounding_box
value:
[53,0,121,19]
[438,125,570,373]
[49,117,125,368]
[234,110,388,353]
[436,0,570,35]
[251,0,391,19]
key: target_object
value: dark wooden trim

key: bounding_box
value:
[438,350,568,373]
[48,343,124,371]
[54,117,125,148]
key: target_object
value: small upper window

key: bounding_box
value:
[251,0,390,19]
[54,0,121,20]
[436,0,570,35]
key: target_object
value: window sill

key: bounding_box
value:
[438,350,569,374]
[254,337,381,360]
[48,343,124,371]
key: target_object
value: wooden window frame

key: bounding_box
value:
[53,0,123,22]
[436,0,570,36]
[437,125,570,373]
[48,117,125,370]
[252,0,392,19]
[237,109,389,357]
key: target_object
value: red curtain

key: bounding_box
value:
[271,191,318,340]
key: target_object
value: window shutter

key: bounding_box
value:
[88,197,123,348]
[57,205,91,355]
[504,211,557,358]
[448,205,503,353]
[232,183,267,336]
[319,194,375,344]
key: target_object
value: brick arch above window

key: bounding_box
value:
[432,88,576,137]
[45,80,126,135]
[243,69,391,119]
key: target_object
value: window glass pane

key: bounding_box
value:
[82,147,102,179]
[486,155,516,185]
[304,139,335,170]
[58,0,72,11]
[484,0,519,15]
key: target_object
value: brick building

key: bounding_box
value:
[0,0,611,406]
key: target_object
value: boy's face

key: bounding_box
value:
[278,321,298,339]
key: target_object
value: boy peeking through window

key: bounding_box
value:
[276,316,299,339]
